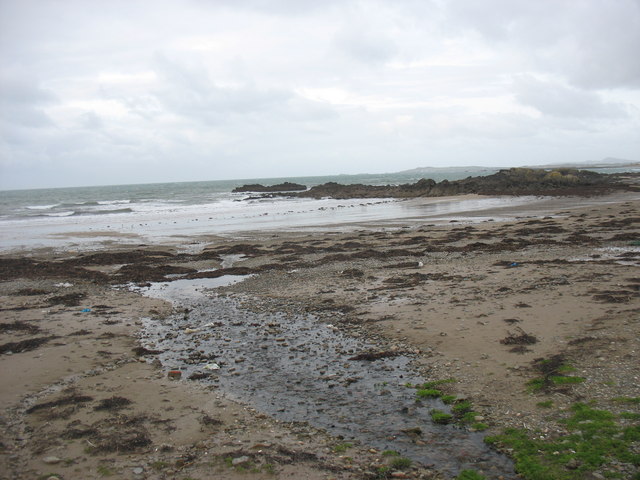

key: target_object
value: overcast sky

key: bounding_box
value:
[1,0,639,189]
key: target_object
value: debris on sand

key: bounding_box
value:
[500,327,538,346]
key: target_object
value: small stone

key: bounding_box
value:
[565,458,581,470]
[391,472,409,478]
[232,455,251,466]
[42,456,61,464]
[474,415,485,421]
[132,467,144,475]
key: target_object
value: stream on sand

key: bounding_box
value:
[136,273,515,478]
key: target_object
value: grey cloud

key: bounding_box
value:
[333,26,397,64]
[513,76,628,119]
[445,0,640,90]
[0,73,56,128]
[205,0,347,16]
[152,55,321,124]
[78,111,104,130]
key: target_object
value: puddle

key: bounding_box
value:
[138,277,515,478]
[570,246,640,266]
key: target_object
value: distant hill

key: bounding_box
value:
[396,166,494,175]
[527,157,640,170]
[397,158,639,176]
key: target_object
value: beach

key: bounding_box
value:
[1,190,639,479]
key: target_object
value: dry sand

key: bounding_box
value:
[1,192,638,479]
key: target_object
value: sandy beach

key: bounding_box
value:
[1,191,639,480]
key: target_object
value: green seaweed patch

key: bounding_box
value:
[430,409,453,424]
[382,450,400,457]
[472,422,489,431]
[620,412,640,420]
[485,402,640,480]
[389,456,412,470]
[416,388,441,399]
[333,442,353,453]
[452,400,473,415]
[456,470,487,480]
[441,394,457,404]
[550,375,585,385]
[528,355,585,392]
[420,378,456,389]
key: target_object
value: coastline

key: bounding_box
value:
[1,191,639,479]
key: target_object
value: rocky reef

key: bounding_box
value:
[294,168,634,199]
[232,182,307,193]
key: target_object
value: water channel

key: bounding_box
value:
[137,275,516,478]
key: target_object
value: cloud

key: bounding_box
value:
[332,25,397,64]
[514,75,628,119]
[444,0,640,90]
[0,0,639,189]
[0,72,56,128]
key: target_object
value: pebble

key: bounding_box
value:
[42,456,61,464]
[132,467,144,475]
[232,455,251,466]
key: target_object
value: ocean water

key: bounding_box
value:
[0,166,635,251]
[0,169,496,220]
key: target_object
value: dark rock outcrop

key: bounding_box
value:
[294,168,629,199]
[232,182,307,193]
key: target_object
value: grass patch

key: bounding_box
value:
[430,409,453,424]
[485,402,640,480]
[536,400,553,408]
[613,396,640,405]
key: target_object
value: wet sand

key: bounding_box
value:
[1,192,639,479]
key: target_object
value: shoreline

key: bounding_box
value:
[2,190,637,254]
[1,192,639,479]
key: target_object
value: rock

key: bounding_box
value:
[132,467,144,475]
[232,455,251,466]
[391,472,409,478]
[565,458,581,470]
[42,456,61,464]
[232,182,307,193]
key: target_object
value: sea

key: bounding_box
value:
[1,165,637,252]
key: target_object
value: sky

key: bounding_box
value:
[1,0,639,189]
